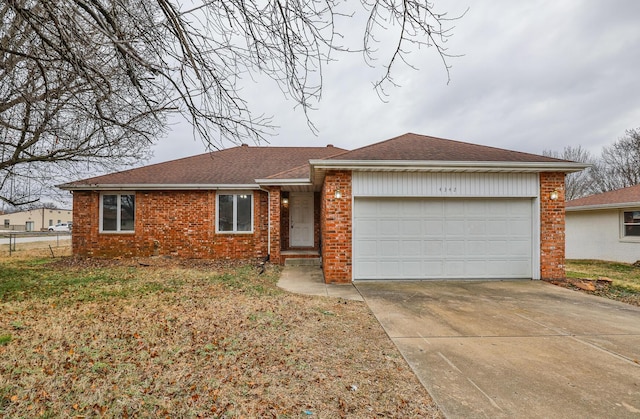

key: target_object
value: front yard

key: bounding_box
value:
[3,244,640,418]
[0,252,440,418]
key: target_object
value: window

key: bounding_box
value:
[49,220,53,226]
[623,211,640,237]
[217,192,253,233]
[3,219,9,228]
[101,194,135,232]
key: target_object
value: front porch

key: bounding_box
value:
[271,190,322,265]
[281,249,321,266]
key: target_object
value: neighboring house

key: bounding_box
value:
[0,208,72,231]
[566,184,640,263]
[59,133,586,283]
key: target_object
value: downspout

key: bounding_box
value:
[258,187,271,259]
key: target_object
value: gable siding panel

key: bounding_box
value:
[352,172,538,198]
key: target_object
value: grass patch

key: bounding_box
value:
[0,254,440,418]
[565,259,640,305]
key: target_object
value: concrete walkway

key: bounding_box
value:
[355,280,640,419]
[277,265,363,301]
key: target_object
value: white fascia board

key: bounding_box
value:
[566,202,640,212]
[254,178,312,186]
[57,183,259,191]
[308,160,590,173]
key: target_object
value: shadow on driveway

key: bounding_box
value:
[355,280,640,418]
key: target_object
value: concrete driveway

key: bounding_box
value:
[355,280,640,418]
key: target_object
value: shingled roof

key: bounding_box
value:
[60,133,586,190]
[329,133,566,162]
[60,145,346,188]
[566,184,640,210]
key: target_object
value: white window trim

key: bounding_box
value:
[620,209,640,242]
[215,191,254,234]
[99,192,136,234]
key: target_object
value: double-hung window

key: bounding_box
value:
[217,192,253,233]
[101,193,135,232]
[622,210,640,237]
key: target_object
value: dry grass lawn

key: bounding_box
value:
[0,249,441,418]
[564,259,640,306]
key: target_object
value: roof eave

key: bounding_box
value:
[308,160,590,173]
[566,202,640,212]
[57,183,260,191]
[254,178,312,186]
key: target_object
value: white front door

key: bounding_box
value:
[289,192,314,247]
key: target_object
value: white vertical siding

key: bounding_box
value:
[352,172,538,198]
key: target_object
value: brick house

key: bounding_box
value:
[59,133,587,283]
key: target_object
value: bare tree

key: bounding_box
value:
[589,129,640,193]
[543,145,595,200]
[1,0,461,205]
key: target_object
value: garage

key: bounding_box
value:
[350,170,540,280]
[353,198,534,280]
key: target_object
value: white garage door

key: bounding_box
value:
[353,198,533,280]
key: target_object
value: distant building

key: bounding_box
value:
[1,208,72,231]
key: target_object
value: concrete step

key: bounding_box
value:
[284,257,322,266]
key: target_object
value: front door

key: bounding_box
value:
[289,192,314,247]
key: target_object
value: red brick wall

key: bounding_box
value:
[72,190,269,260]
[268,187,281,264]
[280,191,290,251]
[540,172,566,280]
[321,171,352,283]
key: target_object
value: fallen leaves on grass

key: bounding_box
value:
[0,257,441,417]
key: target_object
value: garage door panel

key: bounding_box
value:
[486,241,508,255]
[509,220,531,235]
[446,240,465,254]
[510,241,531,256]
[379,220,399,235]
[402,261,422,277]
[445,221,465,235]
[467,221,487,235]
[424,220,444,235]
[424,240,444,255]
[355,240,377,257]
[400,219,422,235]
[354,198,533,280]
[379,261,401,276]
[400,240,422,256]
[467,240,488,255]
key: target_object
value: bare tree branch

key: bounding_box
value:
[1,0,460,205]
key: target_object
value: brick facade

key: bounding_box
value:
[268,187,281,264]
[539,172,566,280]
[72,190,269,260]
[71,171,568,283]
[320,170,352,283]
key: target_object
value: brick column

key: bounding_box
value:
[268,186,282,264]
[540,172,566,280]
[321,170,352,283]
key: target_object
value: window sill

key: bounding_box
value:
[619,237,640,243]
[215,231,254,235]
[99,231,136,235]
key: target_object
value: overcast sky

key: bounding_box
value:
[149,0,640,164]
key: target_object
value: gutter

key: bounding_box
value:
[566,202,640,212]
[57,183,260,191]
[254,178,311,186]
[308,160,590,173]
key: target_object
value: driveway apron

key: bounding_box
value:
[355,280,640,418]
